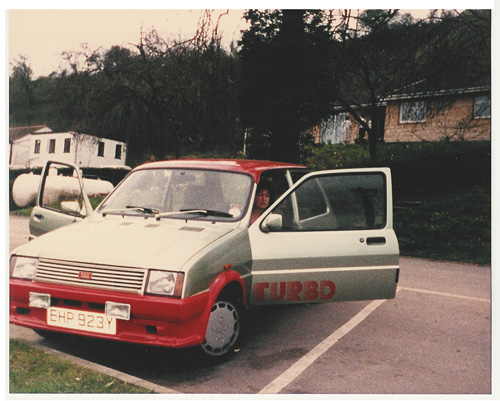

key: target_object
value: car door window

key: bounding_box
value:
[30,161,97,238]
[40,163,90,217]
[267,172,386,231]
[323,173,386,229]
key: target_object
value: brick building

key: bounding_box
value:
[382,85,491,142]
[313,84,491,144]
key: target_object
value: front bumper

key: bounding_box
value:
[10,279,210,348]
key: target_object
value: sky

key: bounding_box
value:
[8,9,249,78]
[6,2,495,79]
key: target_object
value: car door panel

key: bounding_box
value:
[248,168,399,306]
[29,161,92,239]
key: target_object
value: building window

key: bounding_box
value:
[115,144,122,160]
[98,142,105,157]
[34,140,41,154]
[473,95,491,119]
[64,138,71,153]
[400,101,426,123]
[48,139,56,154]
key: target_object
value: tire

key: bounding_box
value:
[199,298,242,363]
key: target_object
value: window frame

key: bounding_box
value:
[115,144,122,160]
[97,142,105,157]
[265,171,387,232]
[34,139,41,154]
[473,95,491,119]
[63,138,71,153]
[399,100,427,123]
[48,139,56,154]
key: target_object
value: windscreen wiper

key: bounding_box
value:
[155,209,233,221]
[127,205,163,214]
[185,209,233,218]
[102,205,163,217]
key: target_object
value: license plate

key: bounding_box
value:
[47,307,116,335]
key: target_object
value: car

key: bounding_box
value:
[10,159,399,362]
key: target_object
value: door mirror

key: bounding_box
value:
[61,201,87,216]
[261,213,283,232]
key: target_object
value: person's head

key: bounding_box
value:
[254,181,273,211]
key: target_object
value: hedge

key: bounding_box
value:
[305,141,491,196]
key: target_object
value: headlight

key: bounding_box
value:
[145,270,184,298]
[10,256,38,280]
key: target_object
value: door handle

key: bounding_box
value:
[34,213,44,220]
[366,237,386,245]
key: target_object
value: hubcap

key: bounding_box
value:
[202,300,240,356]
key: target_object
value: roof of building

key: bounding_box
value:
[134,159,307,182]
[382,76,491,102]
[9,125,52,143]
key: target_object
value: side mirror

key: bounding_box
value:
[261,213,283,232]
[61,201,87,216]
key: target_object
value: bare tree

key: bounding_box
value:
[32,10,243,164]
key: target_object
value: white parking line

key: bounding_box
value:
[259,297,388,394]
[259,285,490,394]
[398,286,491,303]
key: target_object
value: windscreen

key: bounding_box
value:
[98,168,253,221]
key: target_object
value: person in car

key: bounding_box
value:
[250,181,274,225]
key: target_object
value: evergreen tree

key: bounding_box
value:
[239,10,334,162]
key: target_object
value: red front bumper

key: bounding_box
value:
[10,279,210,348]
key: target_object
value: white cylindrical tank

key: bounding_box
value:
[12,173,114,209]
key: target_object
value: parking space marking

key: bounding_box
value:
[259,297,389,394]
[399,286,490,303]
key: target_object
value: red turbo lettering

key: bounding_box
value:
[303,280,319,301]
[270,282,286,301]
[319,280,336,300]
[286,281,303,301]
[253,282,269,303]
[253,280,336,302]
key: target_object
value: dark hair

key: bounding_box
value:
[256,180,274,203]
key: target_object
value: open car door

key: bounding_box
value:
[248,168,399,305]
[29,161,93,239]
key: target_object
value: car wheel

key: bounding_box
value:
[200,298,242,363]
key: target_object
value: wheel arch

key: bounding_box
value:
[199,270,246,332]
[209,270,246,307]
[217,280,245,304]
[197,270,246,361]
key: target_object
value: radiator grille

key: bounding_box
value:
[36,258,146,294]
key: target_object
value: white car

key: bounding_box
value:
[10,159,399,362]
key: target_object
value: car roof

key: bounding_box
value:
[133,159,307,182]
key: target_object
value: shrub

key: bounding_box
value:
[305,141,491,195]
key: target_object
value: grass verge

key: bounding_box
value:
[9,339,153,394]
[10,207,33,217]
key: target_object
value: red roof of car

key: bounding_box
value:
[134,159,307,182]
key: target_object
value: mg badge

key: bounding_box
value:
[79,271,93,280]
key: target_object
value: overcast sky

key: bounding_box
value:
[7,2,493,78]
[8,9,248,78]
